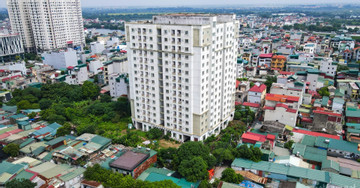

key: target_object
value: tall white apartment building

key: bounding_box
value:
[7,0,85,52]
[126,14,239,141]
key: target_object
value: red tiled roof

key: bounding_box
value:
[272,55,287,60]
[235,101,242,106]
[263,106,275,110]
[313,110,342,117]
[242,102,261,108]
[301,117,313,123]
[279,71,295,75]
[249,84,266,93]
[242,132,266,142]
[275,103,297,113]
[0,129,23,140]
[259,53,273,58]
[292,128,340,140]
[266,134,276,140]
[265,93,300,102]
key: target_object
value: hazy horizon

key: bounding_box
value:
[0,0,359,8]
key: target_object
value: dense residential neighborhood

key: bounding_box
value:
[0,0,360,188]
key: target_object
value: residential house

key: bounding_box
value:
[235,80,250,103]
[109,147,157,179]
[271,55,286,70]
[258,53,273,67]
[247,83,266,104]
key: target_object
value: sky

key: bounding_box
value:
[0,0,357,8]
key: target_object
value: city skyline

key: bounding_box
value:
[0,0,360,8]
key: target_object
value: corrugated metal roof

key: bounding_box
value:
[59,168,86,181]
[301,135,316,147]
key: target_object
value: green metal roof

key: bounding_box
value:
[300,135,316,147]
[15,170,35,180]
[322,160,340,172]
[292,143,306,156]
[90,135,111,147]
[19,138,35,148]
[59,168,86,181]
[346,108,360,118]
[307,69,320,74]
[321,96,329,107]
[328,139,360,154]
[145,172,199,188]
[346,123,360,129]
[45,136,67,146]
[329,172,360,187]
[303,147,327,162]
[347,129,360,134]
[314,137,330,149]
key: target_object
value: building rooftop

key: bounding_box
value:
[110,150,150,171]
[249,84,266,93]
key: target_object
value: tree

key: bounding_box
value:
[3,143,20,157]
[264,76,276,93]
[84,164,180,188]
[146,128,163,140]
[178,157,209,182]
[235,145,262,162]
[16,100,32,109]
[81,81,100,100]
[318,87,330,97]
[221,168,244,184]
[39,98,53,110]
[56,122,72,136]
[158,147,177,168]
[212,148,235,165]
[234,111,241,120]
[100,94,112,103]
[5,178,37,188]
[175,142,216,170]
[337,64,349,72]
[28,112,37,119]
[198,180,212,188]
[284,140,295,150]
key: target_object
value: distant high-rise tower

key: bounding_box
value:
[7,0,85,52]
[126,14,239,141]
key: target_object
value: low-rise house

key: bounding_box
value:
[235,80,250,103]
[109,73,129,98]
[321,160,340,174]
[0,161,26,186]
[81,180,104,188]
[258,53,273,67]
[271,55,286,70]
[247,83,266,104]
[231,158,360,187]
[109,147,157,178]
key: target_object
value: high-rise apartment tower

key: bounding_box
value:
[126,14,239,141]
[7,0,85,52]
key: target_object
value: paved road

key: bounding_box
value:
[213,166,227,179]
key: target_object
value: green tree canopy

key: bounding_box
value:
[3,143,20,157]
[82,81,100,100]
[5,178,37,188]
[221,168,244,184]
[84,164,180,188]
[178,157,209,182]
[175,141,216,170]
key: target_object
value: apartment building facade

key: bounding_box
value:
[126,14,239,141]
[7,0,85,52]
